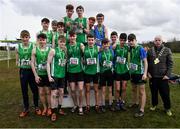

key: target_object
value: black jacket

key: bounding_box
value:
[147,45,173,78]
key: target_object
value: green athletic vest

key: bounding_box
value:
[74,17,87,44]
[52,31,59,47]
[18,42,33,69]
[114,44,129,74]
[40,30,53,45]
[64,16,74,32]
[84,45,99,75]
[100,49,113,73]
[67,42,83,73]
[51,47,66,78]
[36,46,50,75]
[130,45,144,74]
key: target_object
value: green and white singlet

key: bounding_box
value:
[18,42,33,69]
[36,46,50,75]
[51,47,66,78]
[84,45,99,75]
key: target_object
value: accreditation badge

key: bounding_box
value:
[70,58,79,65]
[58,59,66,66]
[38,62,47,70]
[21,59,31,66]
[129,63,138,71]
[103,60,112,68]
[86,58,97,65]
[116,56,126,64]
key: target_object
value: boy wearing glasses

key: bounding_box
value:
[128,34,148,118]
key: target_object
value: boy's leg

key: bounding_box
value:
[131,83,138,105]
[19,69,29,111]
[70,82,78,107]
[28,70,39,109]
[38,87,47,115]
[121,81,127,102]
[139,84,146,112]
[94,83,99,106]
[78,81,84,108]
[85,83,90,107]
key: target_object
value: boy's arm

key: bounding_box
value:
[104,26,108,39]
[31,48,40,83]
[80,43,85,53]
[47,49,55,82]
[140,48,148,80]
[84,19,89,34]
[52,34,55,49]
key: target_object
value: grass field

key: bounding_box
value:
[0,54,180,128]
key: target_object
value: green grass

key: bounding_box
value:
[0,54,180,128]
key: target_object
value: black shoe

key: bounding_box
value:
[115,102,121,111]
[85,105,90,114]
[95,105,101,114]
[120,102,127,111]
[109,105,115,111]
[134,110,144,118]
[71,106,78,113]
[100,106,106,113]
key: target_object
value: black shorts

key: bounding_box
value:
[50,77,65,90]
[100,70,113,87]
[37,75,50,87]
[131,74,146,85]
[84,73,99,84]
[114,72,130,81]
[68,72,84,83]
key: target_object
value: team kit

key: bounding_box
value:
[16,4,173,122]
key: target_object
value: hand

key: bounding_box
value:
[147,73,152,79]
[66,22,71,27]
[49,76,54,82]
[35,75,41,84]
[142,74,147,80]
[79,23,83,28]
[16,61,19,66]
[163,75,169,80]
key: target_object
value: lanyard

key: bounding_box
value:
[70,44,77,57]
[88,46,95,58]
[57,47,64,59]
[103,49,111,61]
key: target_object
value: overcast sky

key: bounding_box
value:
[1,0,180,42]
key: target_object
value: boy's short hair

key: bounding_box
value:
[96,13,104,18]
[20,30,30,38]
[102,38,109,44]
[111,31,118,37]
[57,22,65,27]
[128,33,136,41]
[41,18,50,23]
[120,33,127,41]
[76,5,84,11]
[58,35,66,42]
[88,17,96,22]
[69,30,76,37]
[51,20,58,25]
[87,34,94,39]
[66,4,74,10]
[37,33,47,39]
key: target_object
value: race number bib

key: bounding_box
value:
[86,58,97,65]
[103,60,112,68]
[95,38,102,46]
[129,63,138,71]
[20,59,30,66]
[38,62,47,70]
[70,58,79,65]
[58,59,66,66]
[116,57,126,64]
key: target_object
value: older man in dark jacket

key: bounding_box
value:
[147,35,173,116]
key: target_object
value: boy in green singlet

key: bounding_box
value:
[51,20,58,48]
[37,18,53,47]
[113,33,130,111]
[47,35,67,121]
[128,33,148,118]
[31,33,52,117]
[67,30,85,115]
[16,30,41,117]
[83,34,101,114]
[74,5,89,45]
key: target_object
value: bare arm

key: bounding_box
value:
[31,48,40,83]
[47,49,55,82]
[80,43,85,53]
[84,19,89,34]
[142,58,148,80]
[104,26,108,39]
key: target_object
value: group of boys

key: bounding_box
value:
[16,4,173,122]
